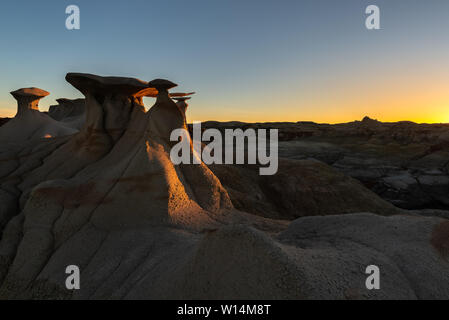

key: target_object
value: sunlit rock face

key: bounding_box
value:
[0,75,447,300]
[0,87,77,143]
[11,87,48,114]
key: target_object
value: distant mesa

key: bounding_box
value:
[361,116,379,123]
[360,116,381,126]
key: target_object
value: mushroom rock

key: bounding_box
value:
[145,79,232,215]
[10,87,49,116]
[142,90,195,99]
[170,92,195,97]
[16,74,151,195]
[173,96,191,118]
[0,73,234,298]
[65,73,151,143]
[48,98,86,130]
[0,75,449,299]
[146,79,186,141]
[0,88,77,143]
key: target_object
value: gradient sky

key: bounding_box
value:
[1,0,449,123]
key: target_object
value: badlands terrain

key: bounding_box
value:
[0,73,448,299]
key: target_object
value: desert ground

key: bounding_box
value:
[0,73,448,299]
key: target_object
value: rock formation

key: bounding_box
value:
[0,76,447,300]
[173,96,192,119]
[0,87,77,143]
[11,87,48,114]
[48,98,86,129]
[0,73,236,298]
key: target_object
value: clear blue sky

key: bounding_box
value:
[1,0,449,123]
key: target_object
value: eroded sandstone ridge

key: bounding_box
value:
[0,74,448,299]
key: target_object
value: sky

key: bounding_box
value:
[0,0,449,123]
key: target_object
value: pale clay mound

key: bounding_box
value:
[0,74,448,299]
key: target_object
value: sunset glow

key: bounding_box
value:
[1,0,449,124]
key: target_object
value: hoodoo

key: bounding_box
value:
[0,87,77,143]
[48,98,86,129]
[0,73,447,300]
[10,87,49,116]
[0,73,234,298]
[65,73,151,142]
[173,96,192,117]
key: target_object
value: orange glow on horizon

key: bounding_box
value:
[1,103,448,125]
[1,75,448,126]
